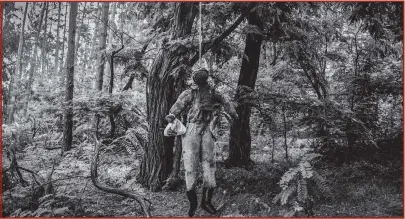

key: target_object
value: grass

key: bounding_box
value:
[313,161,403,217]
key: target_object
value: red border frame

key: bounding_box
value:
[0,1,403,219]
[0,2,3,217]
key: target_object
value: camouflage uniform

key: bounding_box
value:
[167,69,237,216]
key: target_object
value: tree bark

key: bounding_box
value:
[226,11,263,169]
[108,44,124,137]
[104,2,117,91]
[54,3,62,74]
[96,3,109,91]
[89,3,101,74]
[8,2,28,123]
[63,2,78,153]
[74,3,86,65]
[25,3,45,116]
[60,3,68,85]
[82,4,91,73]
[282,104,288,162]
[41,3,49,75]
[45,9,53,78]
[137,3,197,191]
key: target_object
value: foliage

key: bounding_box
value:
[273,153,330,217]
[1,2,402,216]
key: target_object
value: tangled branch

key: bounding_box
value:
[90,136,151,217]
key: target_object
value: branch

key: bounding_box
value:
[91,137,151,217]
[189,3,256,66]
[16,165,43,186]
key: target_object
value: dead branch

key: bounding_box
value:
[91,137,151,217]
[16,165,43,186]
[44,146,62,150]
[9,150,29,186]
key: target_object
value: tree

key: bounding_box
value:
[7,2,28,123]
[63,2,78,153]
[137,3,198,191]
[96,3,109,90]
[40,3,49,75]
[138,2,256,191]
[74,3,87,64]
[104,2,117,92]
[53,3,62,74]
[87,3,101,73]
[226,10,264,168]
[25,3,45,116]
[59,3,68,85]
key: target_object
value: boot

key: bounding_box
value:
[186,190,198,217]
[201,187,217,214]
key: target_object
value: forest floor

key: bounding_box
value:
[2,135,403,217]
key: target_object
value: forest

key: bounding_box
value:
[2,2,403,217]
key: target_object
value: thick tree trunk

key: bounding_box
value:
[162,114,186,191]
[54,3,62,74]
[226,11,263,169]
[96,3,109,90]
[8,2,28,123]
[25,3,45,116]
[63,2,78,153]
[137,3,197,191]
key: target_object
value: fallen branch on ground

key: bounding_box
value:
[90,136,151,217]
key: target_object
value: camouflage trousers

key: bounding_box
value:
[182,122,216,191]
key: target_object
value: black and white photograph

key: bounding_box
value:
[1,1,403,217]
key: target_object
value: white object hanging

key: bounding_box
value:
[164,118,187,136]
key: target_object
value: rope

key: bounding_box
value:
[199,2,202,68]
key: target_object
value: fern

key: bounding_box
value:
[273,153,328,217]
[297,179,308,203]
[281,185,296,205]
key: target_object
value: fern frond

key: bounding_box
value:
[297,179,308,203]
[302,153,322,162]
[272,191,283,204]
[279,167,299,190]
[299,161,313,179]
[312,171,330,196]
[281,185,296,205]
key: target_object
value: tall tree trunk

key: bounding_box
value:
[96,3,109,90]
[25,3,45,116]
[45,11,53,78]
[104,2,117,92]
[107,42,124,137]
[82,7,91,73]
[63,2,78,153]
[74,3,86,65]
[226,11,263,169]
[282,104,288,162]
[137,3,197,191]
[8,2,28,123]
[41,3,49,75]
[54,3,62,75]
[89,3,101,75]
[60,3,68,85]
